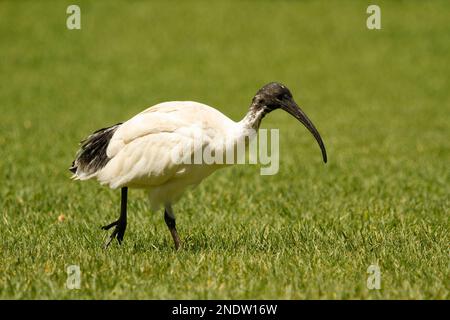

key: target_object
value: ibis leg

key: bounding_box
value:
[102,187,128,248]
[164,205,181,250]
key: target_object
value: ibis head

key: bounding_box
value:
[251,82,327,163]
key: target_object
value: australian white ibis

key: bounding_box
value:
[70,82,327,249]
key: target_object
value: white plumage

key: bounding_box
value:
[76,101,242,209]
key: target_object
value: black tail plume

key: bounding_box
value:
[70,123,122,177]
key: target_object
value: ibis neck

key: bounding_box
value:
[240,104,267,130]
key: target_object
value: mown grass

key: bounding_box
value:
[0,0,448,299]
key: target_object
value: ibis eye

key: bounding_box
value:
[283,93,292,100]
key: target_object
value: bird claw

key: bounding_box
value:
[101,220,118,231]
[101,219,126,249]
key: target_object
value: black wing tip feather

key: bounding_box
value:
[70,123,122,176]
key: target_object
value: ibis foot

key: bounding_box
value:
[101,187,128,249]
[102,218,127,248]
[164,205,181,250]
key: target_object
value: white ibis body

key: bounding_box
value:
[70,82,327,249]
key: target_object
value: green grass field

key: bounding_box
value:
[0,1,448,299]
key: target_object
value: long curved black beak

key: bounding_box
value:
[281,100,327,163]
